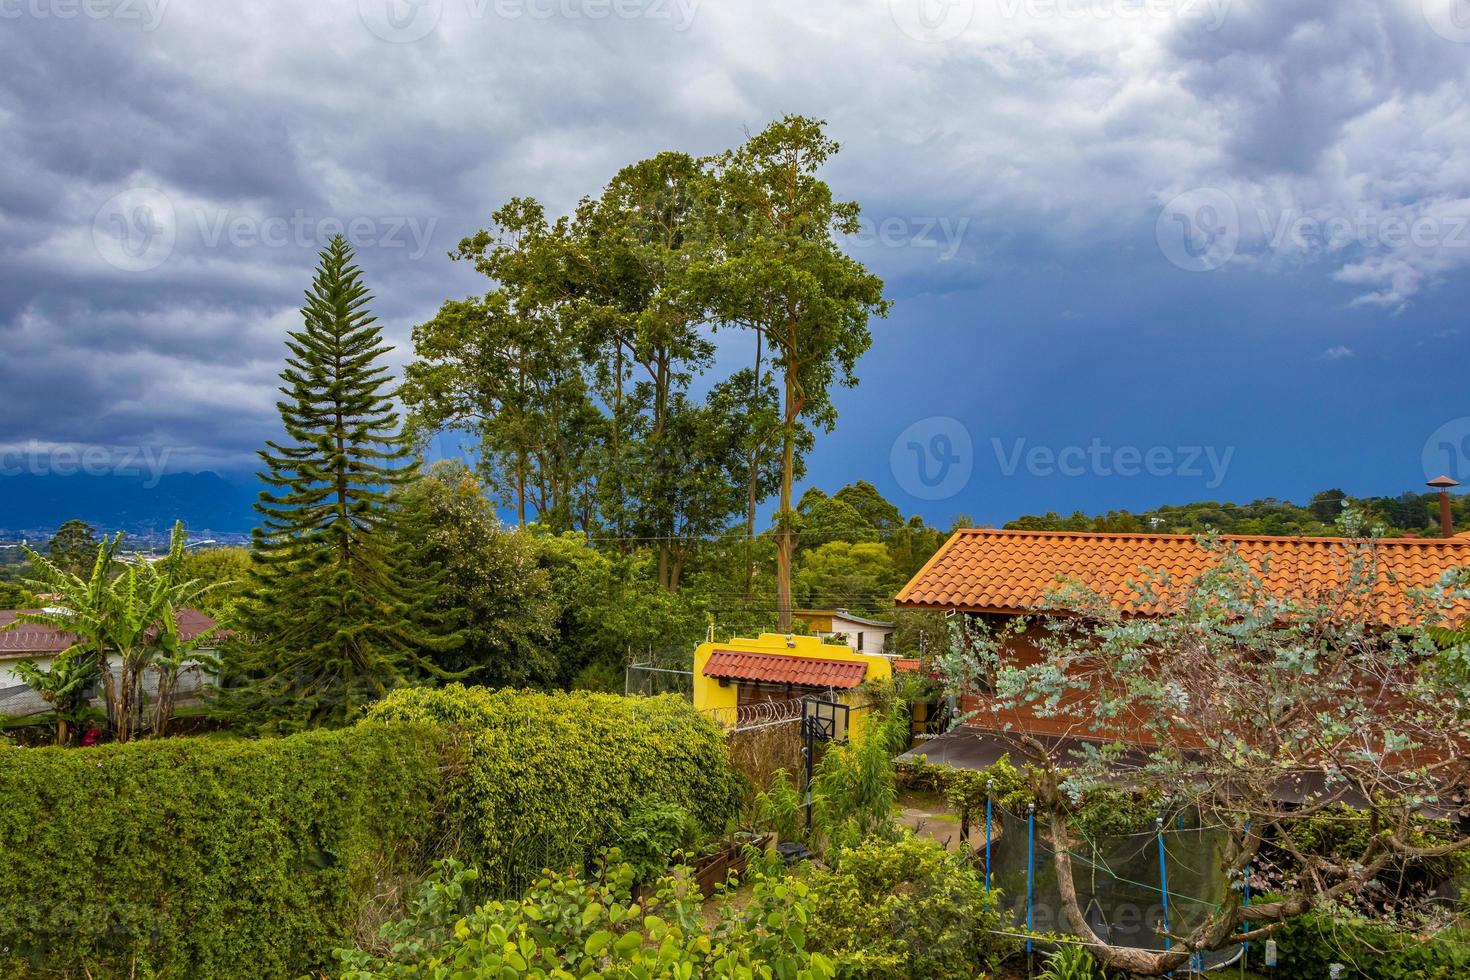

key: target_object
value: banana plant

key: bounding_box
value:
[5,523,223,743]
[11,654,96,745]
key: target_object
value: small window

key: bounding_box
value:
[856,632,864,651]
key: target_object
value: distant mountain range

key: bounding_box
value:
[0,472,260,538]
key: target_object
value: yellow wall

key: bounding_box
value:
[692,633,893,741]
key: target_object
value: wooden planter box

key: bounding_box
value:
[693,833,772,896]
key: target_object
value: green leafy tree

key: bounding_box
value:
[531,530,706,685]
[797,488,880,545]
[833,481,903,534]
[795,540,898,617]
[178,546,250,621]
[395,461,561,687]
[45,519,99,577]
[575,153,720,563]
[404,197,602,531]
[220,237,456,730]
[719,365,809,598]
[705,116,890,629]
[0,579,35,609]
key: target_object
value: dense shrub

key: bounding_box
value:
[365,685,743,893]
[614,798,702,883]
[807,831,1012,980]
[337,854,835,978]
[0,723,456,979]
[1264,908,1470,979]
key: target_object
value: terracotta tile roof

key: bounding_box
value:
[893,658,921,673]
[0,608,218,658]
[895,529,1470,627]
[702,650,869,689]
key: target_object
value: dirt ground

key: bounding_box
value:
[897,788,989,853]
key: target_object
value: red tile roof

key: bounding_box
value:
[0,608,218,657]
[896,529,1470,627]
[702,650,869,689]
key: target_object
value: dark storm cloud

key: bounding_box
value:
[1165,0,1465,175]
[1,0,1468,474]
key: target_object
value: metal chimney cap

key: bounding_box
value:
[1428,475,1461,489]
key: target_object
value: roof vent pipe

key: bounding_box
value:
[1427,475,1460,537]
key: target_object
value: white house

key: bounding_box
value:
[0,608,218,719]
[793,608,895,655]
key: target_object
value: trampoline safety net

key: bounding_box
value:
[977,805,1244,970]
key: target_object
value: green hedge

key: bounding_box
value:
[366,685,743,893]
[0,723,455,979]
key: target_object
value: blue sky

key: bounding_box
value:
[3,0,1469,528]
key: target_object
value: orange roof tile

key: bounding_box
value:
[702,650,869,689]
[895,529,1470,627]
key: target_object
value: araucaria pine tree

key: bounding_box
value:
[220,236,455,729]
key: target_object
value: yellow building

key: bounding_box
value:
[692,633,893,742]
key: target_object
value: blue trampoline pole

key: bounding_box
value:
[984,779,993,893]
[1026,803,1036,956]
[1157,816,1172,974]
[1243,863,1251,954]
[1242,819,1253,964]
